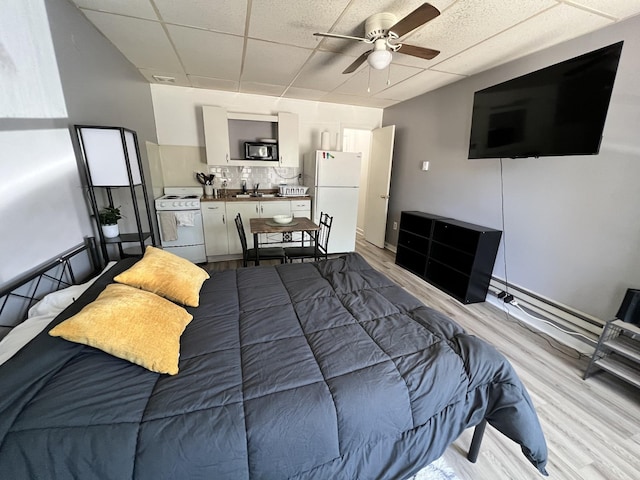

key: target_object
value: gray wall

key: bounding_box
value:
[383,15,640,321]
[0,0,157,284]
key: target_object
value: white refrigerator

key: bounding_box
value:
[303,151,362,254]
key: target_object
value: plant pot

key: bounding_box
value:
[102,223,119,238]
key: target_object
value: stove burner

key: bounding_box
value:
[165,195,179,199]
[184,195,199,199]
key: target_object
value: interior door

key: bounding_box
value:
[364,125,395,248]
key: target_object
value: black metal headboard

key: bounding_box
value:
[0,238,100,339]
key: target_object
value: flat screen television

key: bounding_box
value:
[468,41,623,159]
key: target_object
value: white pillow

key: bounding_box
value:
[0,262,116,366]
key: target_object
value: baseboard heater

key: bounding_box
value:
[489,277,603,349]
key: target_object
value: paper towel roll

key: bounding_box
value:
[321,131,331,150]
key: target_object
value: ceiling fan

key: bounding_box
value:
[314,3,441,74]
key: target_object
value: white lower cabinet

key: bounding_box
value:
[201,203,229,256]
[205,199,312,258]
[226,202,259,254]
[290,200,311,243]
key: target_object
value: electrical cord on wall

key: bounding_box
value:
[497,158,591,360]
[271,167,299,181]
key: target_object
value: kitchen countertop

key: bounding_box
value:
[201,194,310,203]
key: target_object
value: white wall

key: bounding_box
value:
[0,0,157,285]
[383,15,640,321]
[151,85,383,154]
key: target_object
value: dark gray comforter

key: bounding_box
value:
[0,253,547,479]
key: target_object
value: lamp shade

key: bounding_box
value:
[368,49,392,70]
[616,288,640,324]
[77,126,142,186]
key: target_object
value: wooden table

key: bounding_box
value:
[249,217,319,265]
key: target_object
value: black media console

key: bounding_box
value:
[395,211,502,304]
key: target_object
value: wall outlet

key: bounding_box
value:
[393,221,398,230]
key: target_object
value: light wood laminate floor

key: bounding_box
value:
[206,236,640,479]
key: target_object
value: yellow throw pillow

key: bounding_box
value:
[49,284,192,375]
[113,246,209,307]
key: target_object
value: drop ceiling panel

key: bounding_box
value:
[72,0,158,20]
[242,39,313,85]
[188,75,239,91]
[248,0,351,48]
[435,4,614,76]
[282,86,329,101]
[167,25,243,79]
[292,51,362,91]
[82,11,182,71]
[154,0,247,35]
[239,82,287,97]
[320,92,396,108]
[375,69,464,101]
[408,0,558,64]
[333,64,423,96]
[569,0,640,18]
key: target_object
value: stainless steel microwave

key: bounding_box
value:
[244,142,278,161]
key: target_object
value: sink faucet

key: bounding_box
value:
[253,183,260,194]
[241,180,247,194]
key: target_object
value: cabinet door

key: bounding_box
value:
[278,112,299,168]
[201,203,229,256]
[291,199,311,218]
[260,200,291,218]
[260,201,292,246]
[203,106,230,165]
[226,202,259,253]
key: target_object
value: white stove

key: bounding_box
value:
[155,187,206,263]
[155,187,202,211]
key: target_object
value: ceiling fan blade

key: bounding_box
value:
[314,32,369,43]
[389,3,440,38]
[343,50,372,74]
[397,43,440,60]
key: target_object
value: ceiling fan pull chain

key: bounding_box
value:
[387,64,391,85]
[367,67,372,93]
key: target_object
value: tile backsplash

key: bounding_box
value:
[207,165,301,190]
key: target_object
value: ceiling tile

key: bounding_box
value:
[282,86,329,101]
[292,51,364,91]
[188,75,239,91]
[434,4,614,76]
[242,39,313,85]
[320,92,397,108]
[72,0,158,19]
[568,0,640,19]
[167,25,244,79]
[375,69,464,101]
[239,82,287,97]
[333,63,423,96]
[249,0,351,48]
[138,68,190,87]
[407,0,558,64]
[82,11,182,71]
[154,0,247,35]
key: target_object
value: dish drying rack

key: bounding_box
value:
[279,185,309,196]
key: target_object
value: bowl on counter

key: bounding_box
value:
[273,214,293,224]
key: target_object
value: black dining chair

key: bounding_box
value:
[284,212,333,263]
[235,213,286,267]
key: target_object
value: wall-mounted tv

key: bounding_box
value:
[468,41,623,159]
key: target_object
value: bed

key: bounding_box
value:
[0,242,548,479]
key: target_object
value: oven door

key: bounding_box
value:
[157,210,206,263]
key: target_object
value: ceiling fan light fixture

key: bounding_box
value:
[367,49,392,69]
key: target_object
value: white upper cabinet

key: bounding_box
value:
[203,106,299,167]
[202,106,230,165]
[277,112,299,168]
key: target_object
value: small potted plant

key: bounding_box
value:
[98,206,122,238]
